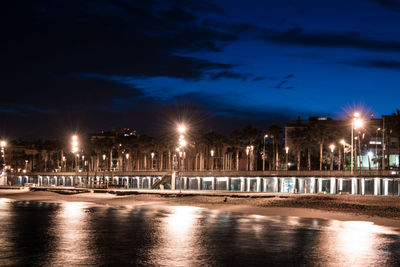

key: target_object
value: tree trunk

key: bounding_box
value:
[236,151,239,171]
[319,143,323,171]
[338,148,342,171]
[307,148,311,171]
[272,141,276,170]
[297,150,301,171]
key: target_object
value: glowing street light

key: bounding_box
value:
[71,135,79,153]
[179,138,187,147]
[151,152,155,169]
[285,146,289,170]
[263,134,268,171]
[330,144,335,153]
[351,112,364,175]
[177,124,186,134]
[210,149,215,170]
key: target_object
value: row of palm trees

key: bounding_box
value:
[5,110,400,173]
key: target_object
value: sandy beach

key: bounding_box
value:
[1,188,400,228]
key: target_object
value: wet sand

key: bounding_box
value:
[1,189,400,228]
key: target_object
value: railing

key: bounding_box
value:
[26,169,400,177]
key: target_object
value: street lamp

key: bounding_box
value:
[367,151,374,170]
[263,134,268,171]
[329,144,335,170]
[375,128,381,169]
[0,140,6,170]
[246,146,250,171]
[285,146,289,170]
[210,149,214,170]
[71,135,79,172]
[340,139,345,170]
[151,152,155,170]
[351,112,363,175]
[177,124,186,134]
[176,123,188,191]
[125,153,129,171]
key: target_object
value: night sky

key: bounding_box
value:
[2,0,400,139]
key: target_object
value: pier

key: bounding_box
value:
[5,170,400,196]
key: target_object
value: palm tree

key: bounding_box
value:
[288,127,307,171]
[309,122,330,171]
[267,125,282,170]
[241,126,262,170]
[229,129,243,171]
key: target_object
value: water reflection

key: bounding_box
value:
[151,206,204,267]
[0,199,399,266]
[48,202,95,266]
[319,220,399,267]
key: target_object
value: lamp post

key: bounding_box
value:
[125,153,129,171]
[151,152,155,170]
[1,140,6,170]
[351,112,363,175]
[71,135,79,172]
[210,149,214,170]
[246,146,250,171]
[329,144,335,171]
[367,151,373,170]
[177,123,187,192]
[375,128,381,169]
[340,139,345,171]
[285,146,289,171]
[263,134,268,171]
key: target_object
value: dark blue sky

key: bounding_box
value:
[1,0,400,139]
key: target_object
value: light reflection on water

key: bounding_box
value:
[0,198,399,266]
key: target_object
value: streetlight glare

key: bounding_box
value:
[330,144,335,152]
[340,139,345,145]
[0,141,6,147]
[354,112,360,118]
[354,119,363,129]
[179,138,187,147]
[72,135,78,141]
[177,124,186,134]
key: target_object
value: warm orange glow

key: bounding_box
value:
[177,124,186,134]
[0,140,6,147]
[330,144,335,152]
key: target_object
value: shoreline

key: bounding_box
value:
[1,189,400,228]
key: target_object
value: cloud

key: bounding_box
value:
[274,80,287,89]
[209,71,251,81]
[273,74,295,90]
[283,74,295,79]
[344,59,400,70]
[1,0,243,82]
[372,0,400,12]
[259,27,400,52]
[252,77,264,82]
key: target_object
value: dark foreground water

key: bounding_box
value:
[0,199,399,267]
